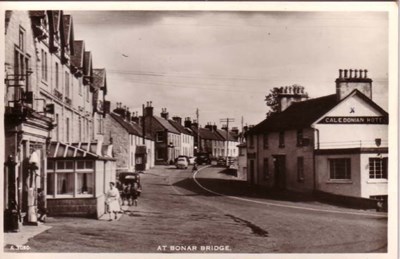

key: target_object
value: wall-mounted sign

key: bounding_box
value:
[318,116,388,124]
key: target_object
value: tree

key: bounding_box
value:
[264,87,280,118]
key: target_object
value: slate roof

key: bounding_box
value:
[169,120,193,136]
[83,51,92,76]
[71,40,85,68]
[249,94,338,134]
[62,15,74,52]
[199,128,223,141]
[111,113,141,135]
[153,116,180,134]
[216,129,237,141]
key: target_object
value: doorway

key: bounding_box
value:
[273,155,286,190]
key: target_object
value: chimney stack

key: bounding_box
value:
[184,117,192,128]
[143,101,153,117]
[172,116,182,125]
[336,68,372,101]
[277,84,309,112]
[160,108,169,120]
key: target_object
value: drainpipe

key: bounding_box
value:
[311,127,320,193]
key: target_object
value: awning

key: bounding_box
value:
[48,141,115,160]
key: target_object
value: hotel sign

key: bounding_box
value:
[318,116,388,124]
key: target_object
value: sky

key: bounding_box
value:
[68,10,388,130]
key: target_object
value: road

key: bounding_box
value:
[24,165,387,253]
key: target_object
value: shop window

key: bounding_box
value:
[297,157,304,182]
[369,158,388,179]
[263,158,269,180]
[77,173,94,195]
[57,173,74,195]
[47,173,54,195]
[47,160,54,171]
[329,158,351,180]
[279,131,285,148]
[263,133,269,149]
[76,160,94,170]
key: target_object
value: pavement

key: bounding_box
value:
[4,222,52,250]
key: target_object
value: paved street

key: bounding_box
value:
[13,165,387,253]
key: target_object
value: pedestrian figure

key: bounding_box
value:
[130,180,141,207]
[37,188,47,223]
[105,182,121,221]
[123,183,131,206]
[192,162,198,173]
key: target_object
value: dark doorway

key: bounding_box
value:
[249,160,255,185]
[273,155,286,190]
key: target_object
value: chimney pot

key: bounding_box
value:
[354,70,358,78]
[364,69,368,78]
[349,69,353,78]
[344,69,348,78]
[339,69,343,78]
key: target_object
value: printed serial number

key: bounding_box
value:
[9,245,31,251]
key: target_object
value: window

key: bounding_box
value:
[55,114,59,140]
[156,132,163,142]
[263,158,269,180]
[55,63,59,89]
[263,133,269,149]
[78,119,82,141]
[86,85,90,102]
[79,79,82,95]
[297,157,304,182]
[157,148,164,160]
[97,114,102,134]
[77,173,94,195]
[41,49,48,82]
[57,173,74,195]
[329,158,351,180]
[19,27,25,51]
[369,158,388,179]
[66,118,70,142]
[248,135,254,147]
[279,131,285,148]
[297,129,303,146]
[65,71,70,97]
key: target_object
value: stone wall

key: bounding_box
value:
[47,198,99,218]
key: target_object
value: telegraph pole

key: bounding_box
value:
[196,108,200,153]
[220,118,234,158]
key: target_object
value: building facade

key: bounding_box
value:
[169,116,194,157]
[247,70,388,202]
[4,10,115,225]
[103,107,155,172]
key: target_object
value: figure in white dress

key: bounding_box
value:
[105,182,121,221]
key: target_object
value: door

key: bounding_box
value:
[273,155,286,190]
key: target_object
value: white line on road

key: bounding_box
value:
[193,166,387,218]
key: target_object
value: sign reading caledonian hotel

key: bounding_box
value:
[319,116,388,124]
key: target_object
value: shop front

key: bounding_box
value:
[46,142,116,218]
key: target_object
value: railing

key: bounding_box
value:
[65,96,72,106]
[53,88,63,101]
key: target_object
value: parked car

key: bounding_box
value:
[216,157,226,167]
[175,155,190,164]
[196,153,211,165]
[176,157,189,169]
